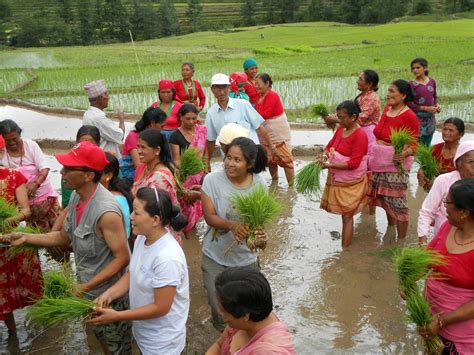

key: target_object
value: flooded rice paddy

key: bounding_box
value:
[0,107,472,354]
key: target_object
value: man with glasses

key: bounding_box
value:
[4,142,132,354]
[205,73,279,171]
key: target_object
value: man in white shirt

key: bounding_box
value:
[83,80,125,157]
[205,73,279,169]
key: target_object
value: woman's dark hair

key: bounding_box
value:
[136,187,187,231]
[76,125,101,145]
[215,267,273,322]
[226,137,267,174]
[138,128,175,172]
[135,107,167,132]
[449,179,474,217]
[336,100,361,117]
[104,152,133,212]
[361,69,379,92]
[182,62,195,71]
[444,117,465,136]
[411,57,429,76]
[0,119,22,135]
[391,79,415,104]
[178,103,199,120]
[256,73,273,88]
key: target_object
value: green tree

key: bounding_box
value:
[102,0,129,42]
[157,0,180,37]
[413,0,432,14]
[0,0,12,45]
[58,0,74,24]
[263,0,278,23]
[241,0,257,26]
[130,0,160,40]
[338,0,361,24]
[15,14,50,47]
[307,0,323,21]
[186,0,203,32]
[77,0,95,44]
[278,0,300,23]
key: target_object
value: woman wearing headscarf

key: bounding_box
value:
[151,80,183,142]
[242,58,261,107]
[173,62,206,112]
[229,72,250,101]
[418,141,474,244]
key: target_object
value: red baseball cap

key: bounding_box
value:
[55,142,108,171]
[0,135,5,149]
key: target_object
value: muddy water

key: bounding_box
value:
[0,107,464,354]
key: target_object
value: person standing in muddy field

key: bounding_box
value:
[242,58,261,107]
[205,73,277,172]
[3,142,132,354]
[83,79,125,158]
[174,62,207,112]
[201,137,269,331]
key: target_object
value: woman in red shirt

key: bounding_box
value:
[173,62,206,112]
[418,117,464,190]
[421,179,474,353]
[255,73,294,183]
[242,57,261,107]
[320,100,369,247]
[151,80,183,142]
[368,80,419,239]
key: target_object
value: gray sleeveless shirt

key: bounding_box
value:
[65,184,126,299]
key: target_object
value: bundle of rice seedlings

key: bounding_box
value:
[0,197,19,221]
[175,148,205,196]
[27,296,95,327]
[310,103,329,118]
[43,267,77,299]
[231,185,283,252]
[406,286,444,353]
[416,144,441,182]
[390,128,415,173]
[295,161,323,197]
[7,225,42,257]
[394,247,446,294]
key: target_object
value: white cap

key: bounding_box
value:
[211,73,230,86]
[218,123,249,145]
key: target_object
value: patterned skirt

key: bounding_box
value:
[367,171,410,221]
[320,173,368,216]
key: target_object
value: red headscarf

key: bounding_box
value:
[229,72,248,94]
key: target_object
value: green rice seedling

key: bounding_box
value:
[310,103,329,118]
[0,197,19,222]
[416,143,441,183]
[7,225,42,257]
[406,287,444,353]
[175,148,205,196]
[295,161,323,197]
[394,247,446,294]
[231,185,283,252]
[27,296,95,327]
[43,267,77,299]
[390,128,415,173]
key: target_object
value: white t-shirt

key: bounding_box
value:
[129,232,189,355]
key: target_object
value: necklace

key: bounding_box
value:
[453,229,474,246]
[6,140,24,168]
[389,104,406,117]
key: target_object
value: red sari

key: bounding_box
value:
[0,167,43,320]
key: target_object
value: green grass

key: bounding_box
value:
[0,19,472,121]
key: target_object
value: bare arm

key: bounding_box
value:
[6,184,31,226]
[170,143,181,168]
[95,272,131,307]
[206,140,216,171]
[130,149,141,169]
[7,228,70,247]
[51,207,68,232]
[206,327,229,355]
[79,212,130,293]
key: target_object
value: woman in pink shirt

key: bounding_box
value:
[418,141,474,244]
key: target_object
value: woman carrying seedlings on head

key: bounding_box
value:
[367,80,419,239]
[417,117,464,190]
[102,152,133,240]
[201,137,269,331]
[151,80,183,142]
[255,73,294,183]
[418,179,474,353]
[89,187,189,355]
[0,135,40,335]
[169,103,207,238]
[173,62,206,112]
[324,69,381,144]
[320,100,369,247]
[132,129,181,242]
[408,58,441,146]
[121,107,167,187]
[418,141,474,245]
[0,120,60,232]
[206,267,296,354]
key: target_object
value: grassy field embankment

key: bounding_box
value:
[0,19,472,121]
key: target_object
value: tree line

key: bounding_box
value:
[0,0,472,48]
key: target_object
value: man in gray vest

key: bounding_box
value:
[6,142,132,354]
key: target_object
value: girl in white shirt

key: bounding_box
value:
[89,187,189,355]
